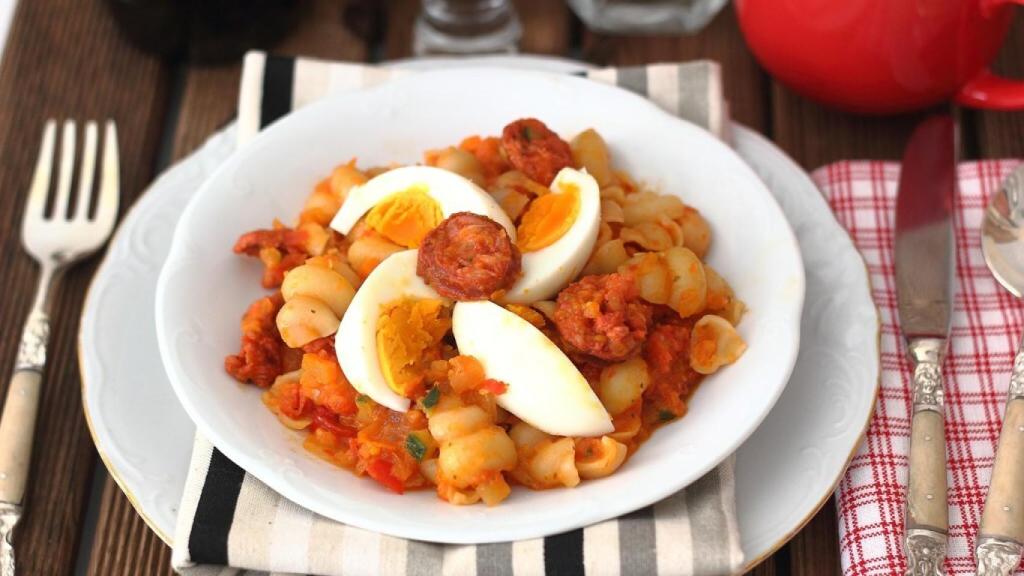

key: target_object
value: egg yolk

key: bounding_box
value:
[365,186,443,248]
[376,298,451,397]
[516,182,580,253]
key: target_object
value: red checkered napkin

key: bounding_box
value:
[812,160,1024,576]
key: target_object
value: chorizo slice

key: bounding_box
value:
[553,273,652,361]
[501,118,573,186]
[417,212,521,300]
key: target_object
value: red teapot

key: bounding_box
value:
[735,0,1024,114]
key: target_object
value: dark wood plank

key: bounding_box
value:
[172,0,374,158]
[382,0,417,60]
[975,11,1024,158]
[170,64,243,159]
[786,505,842,576]
[0,1,171,574]
[515,0,572,55]
[770,81,930,169]
[83,2,370,574]
[276,0,371,62]
[582,8,768,132]
[86,479,173,576]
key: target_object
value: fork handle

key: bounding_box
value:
[975,341,1024,575]
[0,371,41,505]
[0,310,49,506]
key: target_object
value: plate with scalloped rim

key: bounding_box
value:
[80,56,877,565]
[152,67,803,544]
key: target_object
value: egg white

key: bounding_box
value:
[334,250,449,412]
[330,165,515,239]
[452,300,613,437]
[502,168,601,304]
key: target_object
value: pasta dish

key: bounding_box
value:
[223,118,747,506]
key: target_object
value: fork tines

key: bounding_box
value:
[26,119,119,228]
[21,119,120,265]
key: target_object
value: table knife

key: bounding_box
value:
[895,115,958,576]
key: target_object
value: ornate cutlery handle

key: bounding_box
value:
[0,502,18,576]
[905,339,948,576]
[0,310,48,506]
[975,338,1024,576]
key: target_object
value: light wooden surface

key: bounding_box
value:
[0,1,1018,574]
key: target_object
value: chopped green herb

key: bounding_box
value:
[658,410,676,422]
[422,386,440,410]
[356,394,370,404]
[521,126,534,141]
[405,434,427,461]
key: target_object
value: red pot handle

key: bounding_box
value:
[956,0,1024,109]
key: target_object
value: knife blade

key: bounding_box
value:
[895,115,957,576]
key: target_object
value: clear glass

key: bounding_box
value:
[568,0,728,34]
[414,0,522,56]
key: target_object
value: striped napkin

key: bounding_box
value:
[171,52,743,576]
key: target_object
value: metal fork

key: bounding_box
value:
[0,120,119,575]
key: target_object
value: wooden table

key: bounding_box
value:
[0,1,1020,574]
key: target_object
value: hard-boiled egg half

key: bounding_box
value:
[331,165,607,432]
[502,167,601,304]
[330,165,514,247]
[452,300,613,437]
[334,250,451,412]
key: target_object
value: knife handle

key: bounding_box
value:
[904,341,948,576]
[975,342,1024,575]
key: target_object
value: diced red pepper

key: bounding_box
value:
[310,406,357,438]
[480,378,508,395]
[276,380,308,420]
[366,457,405,494]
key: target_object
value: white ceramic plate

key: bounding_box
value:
[152,68,804,544]
[79,56,877,566]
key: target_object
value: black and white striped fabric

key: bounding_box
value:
[171,52,742,576]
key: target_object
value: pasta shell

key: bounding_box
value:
[583,238,629,276]
[597,356,649,416]
[600,185,627,204]
[623,193,686,226]
[570,129,615,187]
[619,252,673,305]
[690,315,747,374]
[663,246,708,317]
[621,222,674,251]
[575,437,628,480]
[601,199,625,223]
[678,207,711,258]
